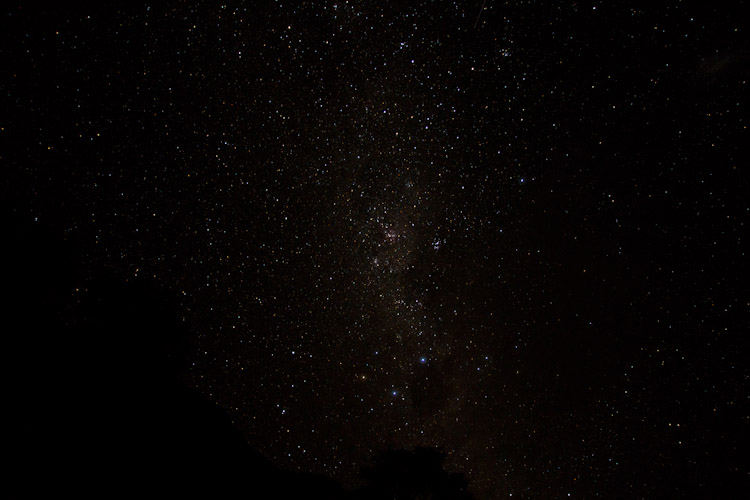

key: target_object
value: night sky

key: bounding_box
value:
[3,1,748,498]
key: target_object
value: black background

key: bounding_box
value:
[3,2,747,498]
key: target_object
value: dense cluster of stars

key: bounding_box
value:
[2,2,746,498]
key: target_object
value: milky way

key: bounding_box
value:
[2,2,747,498]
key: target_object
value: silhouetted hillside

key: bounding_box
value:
[3,206,477,499]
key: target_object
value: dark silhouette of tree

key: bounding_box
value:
[2,206,343,499]
[3,207,475,500]
[353,447,476,500]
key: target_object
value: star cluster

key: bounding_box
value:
[2,2,747,498]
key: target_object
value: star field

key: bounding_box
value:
[2,2,747,498]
